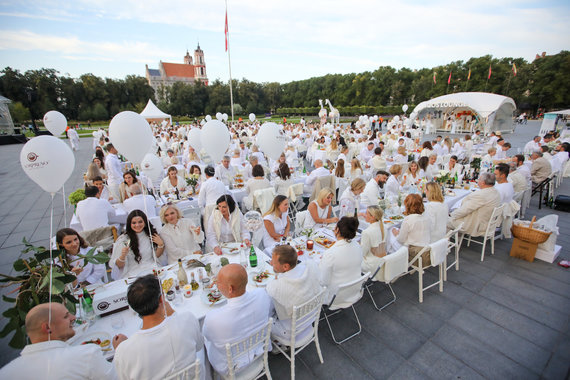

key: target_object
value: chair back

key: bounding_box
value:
[287,183,304,203]
[163,359,200,380]
[290,288,326,347]
[429,238,449,267]
[225,318,273,379]
[380,246,408,283]
[294,210,308,236]
[182,207,202,227]
[328,272,370,310]
[309,175,333,203]
[253,188,276,214]
[485,204,505,238]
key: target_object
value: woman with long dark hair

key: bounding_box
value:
[56,228,106,286]
[110,210,165,279]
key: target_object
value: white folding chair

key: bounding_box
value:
[444,222,463,281]
[294,210,308,237]
[273,289,326,380]
[365,247,408,311]
[322,273,370,344]
[287,183,305,225]
[163,359,200,380]
[182,207,202,227]
[220,318,273,380]
[408,238,448,303]
[253,188,276,214]
[459,204,505,261]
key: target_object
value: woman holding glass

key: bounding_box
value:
[206,195,251,255]
[159,204,204,264]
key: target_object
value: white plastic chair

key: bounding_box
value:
[459,204,505,261]
[408,238,448,303]
[365,247,408,311]
[163,359,200,380]
[253,188,276,214]
[294,210,308,237]
[272,289,326,380]
[322,272,370,344]
[220,318,273,380]
[444,222,463,281]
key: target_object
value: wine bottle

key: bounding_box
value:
[177,259,188,286]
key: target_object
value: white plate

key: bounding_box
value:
[70,331,113,356]
[249,271,272,287]
[221,243,242,255]
[201,291,227,306]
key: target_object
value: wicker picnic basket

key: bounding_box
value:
[511,216,551,244]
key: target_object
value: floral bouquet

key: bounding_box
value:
[185,174,200,193]
[434,170,450,185]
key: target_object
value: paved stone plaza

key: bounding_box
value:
[0,121,568,379]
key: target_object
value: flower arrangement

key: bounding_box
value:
[185,174,200,193]
[378,198,388,211]
[302,228,314,240]
[68,188,86,208]
[470,157,481,170]
[434,170,451,185]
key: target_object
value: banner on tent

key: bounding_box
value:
[539,114,557,137]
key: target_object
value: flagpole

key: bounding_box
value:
[226,0,235,123]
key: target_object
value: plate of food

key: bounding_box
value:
[314,236,335,249]
[201,289,226,306]
[383,219,394,225]
[249,270,272,286]
[445,190,456,196]
[161,278,174,293]
[221,243,242,255]
[389,215,404,221]
[71,332,113,355]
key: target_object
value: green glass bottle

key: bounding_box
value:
[249,246,257,268]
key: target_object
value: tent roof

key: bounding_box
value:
[412,92,516,119]
[140,99,170,119]
[545,109,570,116]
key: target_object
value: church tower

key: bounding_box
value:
[194,44,207,82]
[184,50,193,65]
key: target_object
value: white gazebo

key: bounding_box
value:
[140,99,172,125]
[412,92,516,134]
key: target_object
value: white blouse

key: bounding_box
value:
[304,200,331,229]
[424,202,449,243]
[65,246,106,284]
[274,177,294,196]
[160,175,186,194]
[110,232,157,279]
[160,218,204,264]
[396,213,431,247]
[338,188,360,218]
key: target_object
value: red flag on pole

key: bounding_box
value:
[447,71,452,85]
[512,63,517,76]
[433,72,436,84]
[467,67,471,81]
[225,10,229,52]
[488,64,492,79]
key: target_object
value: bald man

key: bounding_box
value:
[0,302,119,379]
[202,264,272,376]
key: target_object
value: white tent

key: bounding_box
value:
[412,92,516,134]
[539,109,570,137]
[140,99,172,125]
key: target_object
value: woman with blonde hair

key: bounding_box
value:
[338,178,366,217]
[159,204,204,264]
[304,187,338,229]
[442,137,452,155]
[424,182,449,243]
[402,161,421,186]
[350,158,363,180]
[262,195,291,255]
[327,139,339,162]
[186,146,201,166]
[385,164,402,198]
[361,206,387,281]
[392,194,431,264]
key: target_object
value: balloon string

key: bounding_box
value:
[62,184,67,227]
[48,193,55,343]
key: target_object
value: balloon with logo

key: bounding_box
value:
[187,128,202,152]
[205,115,212,122]
[20,135,75,194]
[216,112,223,121]
[43,111,67,137]
[140,153,163,183]
[249,113,256,122]
[109,111,153,164]
[402,104,408,113]
[257,122,286,160]
[201,120,230,163]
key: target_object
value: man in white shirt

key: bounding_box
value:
[238,141,249,162]
[266,245,322,342]
[199,166,227,208]
[0,303,120,379]
[495,142,511,160]
[76,186,116,231]
[359,142,375,163]
[215,156,237,186]
[494,163,514,203]
[113,275,204,380]
[243,156,258,180]
[511,154,531,184]
[524,136,541,154]
[361,170,389,206]
[122,184,157,217]
[104,143,124,200]
[303,159,331,196]
[202,264,272,376]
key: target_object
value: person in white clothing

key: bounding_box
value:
[0,303,120,380]
[66,127,80,151]
[512,154,531,184]
[360,142,376,163]
[319,217,363,305]
[445,156,463,178]
[304,159,331,196]
[122,184,157,217]
[304,188,338,229]
[494,163,514,204]
[75,186,116,231]
[92,176,114,202]
[424,182,449,243]
[523,136,541,154]
[206,195,251,254]
[56,228,106,286]
[198,166,227,208]
[215,156,237,186]
[266,245,322,341]
[338,178,366,218]
[202,264,273,376]
[243,164,272,210]
[385,164,402,198]
[361,170,389,206]
[262,195,291,255]
[104,143,124,200]
[160,166,186,196]
[113,275,205,380]
[425,154,439,180]
[159,204,204,264]
[360,206,387,281]
[392,194,431,263]
[274,163,294,196]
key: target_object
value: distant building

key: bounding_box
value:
[145,45,208,98]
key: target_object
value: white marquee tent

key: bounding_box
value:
[140,99,171,125]
[412,92,516,134]
[539,109,570,137]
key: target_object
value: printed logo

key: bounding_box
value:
[97,301,110,311]
[27,152,38,162]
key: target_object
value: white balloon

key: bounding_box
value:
[222,113,228,122]
[20,135,75,194]
[201,120,230,163]
[393,115,400,122]
[249,113,256,122]
[43,111,67,136]
[216,112,223,121]
[374,115,379,121]
[140,153,163,182]
[205,115,212,122]
[187,128,202,152]
[109,111,153,164]
[402,104,409,112]
[257,122,287,160]
[200,119,206,126]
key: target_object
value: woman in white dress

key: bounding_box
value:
[159,204,204,264]
[304,188,339,229]
[262,195,291,255]
[244,164,271,210]
[206,195,251,254]
[56,228,106,286]
[274,163,294,196]
[385,164,402,198]
[160,166,186,195]
[110,210,165,279]
[424,182,449,243]
[361,206,387,281]
[349,158,364,180]
[338,178,366,218]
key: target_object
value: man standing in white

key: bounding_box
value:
[494,163,514,204]
[104,143,124,200]
[75,186,116,231]
[0,303,119,379]
[113,275,205,380]
[202,264,272,376]
[303,159,330,196]
[198,166,227,208]
[122,184,157,217]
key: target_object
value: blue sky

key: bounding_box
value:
[0,0,568,84]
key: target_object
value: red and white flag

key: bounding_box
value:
[225,10,229,52]
[488,64,492,79]
[433,72,437,84]
[447,71,452,85]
